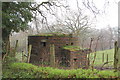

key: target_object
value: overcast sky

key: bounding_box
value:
[95,0,119,29]
[35,0,119,29]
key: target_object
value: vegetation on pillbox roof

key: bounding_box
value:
[63,46,87,51]
[29,32,71,37]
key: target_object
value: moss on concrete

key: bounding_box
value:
[62,46,87,51]
[29,33,71,37]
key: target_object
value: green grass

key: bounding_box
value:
[3,62,119,78]
[89,49,114,67]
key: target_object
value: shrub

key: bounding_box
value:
[97,70,118,78]
[2,62,119,78]
[2,56,18,68]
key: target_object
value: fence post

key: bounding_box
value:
[106,54,108,62]
[22,51,24,62]
[102,53,104,62]
[27,45,32,63]
[114,41,118,71]
[87,54,90,67]
[14,40,18,57]
[50,44,55,67]
[117,48,120,75]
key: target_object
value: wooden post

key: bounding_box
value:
[22,51,24,62]
[106,54,108,62]
[114,41,118,71]
[117,48,120,74]
[50,44,55,67]
[41,59,43,67]
[102,53,104,62]
[87,54,90,67]
[55,60,59,68]
[14,40,18,57]
[27,45,32,63]
[74,59,77,69]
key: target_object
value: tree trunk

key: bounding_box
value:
[13,40,18,57]
[114,41,118,71]
[2,29,10,59]
[117,48,120,76]
[2,28,11,58]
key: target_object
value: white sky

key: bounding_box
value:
[35,0,120,29]
[95,0,119,29]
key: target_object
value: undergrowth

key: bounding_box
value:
[3,62,119,78]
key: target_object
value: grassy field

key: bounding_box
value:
[89,49,114,67]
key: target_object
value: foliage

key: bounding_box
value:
[33,61,50,66]
[3,56,18,66]
[3,62,119,78]
[2,2,34,56]
[97,70,118,78]
[2,2,33,35]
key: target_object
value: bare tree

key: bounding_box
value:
[28,0,109,33]
[107,26,116,49]
[9,0,111,52]
[29,0,69,33]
